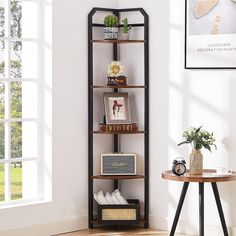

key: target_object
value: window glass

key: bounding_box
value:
[11,81,37,118]
[0,123,5,159]
[0,82,4,119]
[10,1,38,39]
[11,121,22,158]
[11,161,22,200]
[0,0,6,38]
[0,164,5,202]
[0,40,6,78]
[10,41,38,79]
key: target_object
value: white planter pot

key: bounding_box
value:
[122,32,129,40]
[104,27,118,40]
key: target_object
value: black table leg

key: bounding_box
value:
[211,182,229,236]
[199,183,204,236]
[169,182,189,236]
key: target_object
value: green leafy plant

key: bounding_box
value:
[104,15,119,27]
[178,126,217,152]
[122,18,132,33]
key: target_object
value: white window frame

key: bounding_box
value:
[0,0,44,205]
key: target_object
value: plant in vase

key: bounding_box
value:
[104,15,119,40]
[178,126,217,175]
[122,18,132,40]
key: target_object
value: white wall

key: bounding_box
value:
[118,0,236,235]
[0,1,118,236]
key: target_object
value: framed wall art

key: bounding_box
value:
[104,92,131,124]
[185,0,236,69]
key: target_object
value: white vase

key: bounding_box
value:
[189,149,203,175]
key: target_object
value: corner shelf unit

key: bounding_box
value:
[88,7,149,229]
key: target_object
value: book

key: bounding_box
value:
[114,189,128,204]
[96,191,108,205]
[99,123,139,133]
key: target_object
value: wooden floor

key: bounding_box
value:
[56,228,190,236]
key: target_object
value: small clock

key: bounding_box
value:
[172,157,186,176]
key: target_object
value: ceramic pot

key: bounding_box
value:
[189,149,203,175]
[122,32,129,40]
[104,27,118,40]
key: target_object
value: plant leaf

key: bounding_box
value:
[202,143,211,152]
[196,126,203,133]
[177,141,191,146]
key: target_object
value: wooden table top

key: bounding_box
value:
[162,169,236,183]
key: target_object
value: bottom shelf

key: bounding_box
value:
[91,218,147,224]
[91,199,146,225]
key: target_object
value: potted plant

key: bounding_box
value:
[104,15,119,40]
[178,126,217,175]
[122,18,132,40]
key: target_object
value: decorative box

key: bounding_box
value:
[101,153,136,175]
[107,76,127,86]
[97,199,140,225]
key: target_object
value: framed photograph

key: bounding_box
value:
[104,92,131,124]
[185,0,236,69]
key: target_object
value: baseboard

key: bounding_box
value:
[150,215,236,236]
[0,216,87,236]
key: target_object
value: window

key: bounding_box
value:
[0,0,43,204]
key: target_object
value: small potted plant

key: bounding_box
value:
[104,15,119,40]
[178,126,217,175]
[122,18,132,40]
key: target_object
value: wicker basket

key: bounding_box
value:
[97,199,140,225]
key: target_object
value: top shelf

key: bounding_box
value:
[91,40,146,44]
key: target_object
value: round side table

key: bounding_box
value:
[162,169,236,236]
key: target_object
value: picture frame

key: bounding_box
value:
[185,0,236,69]
[104,92,131,124]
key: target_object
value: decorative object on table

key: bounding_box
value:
[178,126,217,175]
[122,18,132,40]
[104,92,131,124]
[107,61,127,86]
[215,166,232,176]
[99,123,138,133]
[104,15,119,40]
[172,157,186,176]
[185,0,236,69]
[101,153,136,175]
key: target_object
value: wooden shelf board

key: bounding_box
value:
[92,85,146,89]
[92,131,146,134]
[91,218,147,224]
[92,175,146,180]
[91,39,145,44]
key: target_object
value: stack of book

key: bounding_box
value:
[94,189,128,205]
[99,123,138,133]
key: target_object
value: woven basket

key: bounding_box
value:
[97,199,140,225]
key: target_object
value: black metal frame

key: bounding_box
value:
[170,182,229,236]
[88,8,149,229]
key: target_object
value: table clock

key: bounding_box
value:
[172,157,186,176]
